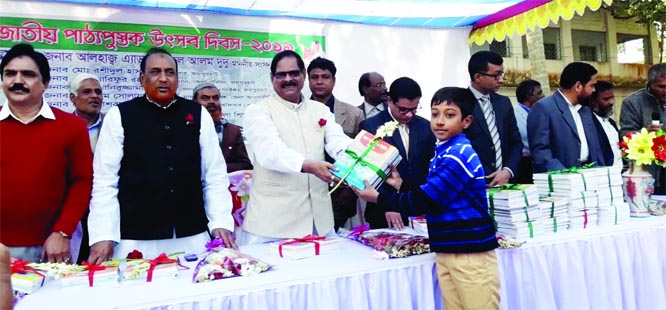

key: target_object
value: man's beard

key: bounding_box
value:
[595,105,613,118]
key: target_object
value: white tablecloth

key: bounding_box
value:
[16,217,666,310]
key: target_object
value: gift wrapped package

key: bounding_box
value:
[269,235,339,260]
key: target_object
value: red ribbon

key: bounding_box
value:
[145,253,188,282]
[278,235,326,258]
[583,210,588,229]
[82,261,106,287]
[10,259,46,286]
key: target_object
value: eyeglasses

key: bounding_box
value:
[393,103,421,115]
[274,70,302,80]
[477,71,505,80]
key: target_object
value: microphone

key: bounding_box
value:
[653,112,661,126]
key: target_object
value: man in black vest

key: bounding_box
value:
[87,48,237,264]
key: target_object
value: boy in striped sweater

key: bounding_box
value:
[356,87,499,310]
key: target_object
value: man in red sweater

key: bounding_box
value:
[0,43,93,263]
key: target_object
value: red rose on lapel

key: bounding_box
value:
[126,249,143,260]
[185,113,194,125]
[318,118,327,127]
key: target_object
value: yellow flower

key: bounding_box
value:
[626,128,656,166]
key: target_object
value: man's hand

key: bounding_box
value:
[42,232,71,263]
[212,228,238,250]
[385,212,404,230]
[647,124,663,133]
[487,169,512,187]
[353,180,380,203]
[87,241,115,265]
[302,159,337,183]
[384,165,403,191]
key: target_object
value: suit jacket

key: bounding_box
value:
[527,91,613,173]
[334,98,363,138]
[359,109,435,228]
[464,92,523,177]
[220,122,253,173]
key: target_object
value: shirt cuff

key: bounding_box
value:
[503,167,514,178]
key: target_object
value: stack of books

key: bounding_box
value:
[591,167,630,226]
[60,262,119,288]
[122,256,179,283]
[486,184,544,240]
[538,196,570,234]
[534,169,600,230]
[331,130,402,190]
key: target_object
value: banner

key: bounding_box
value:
[0,17,326,125]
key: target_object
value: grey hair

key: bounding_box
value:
[69,73,100,95]
[648,63,666,84]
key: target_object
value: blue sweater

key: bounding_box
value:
[377,133,498,253]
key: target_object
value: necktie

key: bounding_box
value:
[400,123,410,157]
[480,96,502,171]
[368,106,380,118]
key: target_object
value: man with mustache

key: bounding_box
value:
[590,81,622,170]
[192,83,252,173]
[357,72,388,119]
[620,63,666,194]
[0,43,92,263]
[240,50,351,245]
[87,48,237,264]
[69,73,104,152]
[68,73,105,263]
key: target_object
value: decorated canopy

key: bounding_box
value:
[43,0,612,44]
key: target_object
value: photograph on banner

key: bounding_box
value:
[0,16,325,125]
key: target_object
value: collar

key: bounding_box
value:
[310,95,336,109]
[519,103,531,112]
[363,101,384,111]
[274,93,305,110]
[558,89,581,111]
[468,86,489,101]
[436,133,466,150]
[146,95,177,109]
[646,86,666,107]
[0,99,55,124]
[73,111,102,129]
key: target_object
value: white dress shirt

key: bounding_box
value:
[362,101,384,119]
[559,90,589,162]
[88,103,234,247]
[594,114,623,170]
[0,99,55,124]
[243,94,351,173]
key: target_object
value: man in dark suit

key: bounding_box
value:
[359,77,435,229]
[308,57,364,230]
[465,51,523,186]
[527,62,614,173]
[357,72,388,119]
[193,83,253,173]
[589,81,623,170]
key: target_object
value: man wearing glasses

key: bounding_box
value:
[240,50,351,245]
[359,77,435,229]
[465,51,523,186]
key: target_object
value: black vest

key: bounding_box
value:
[117,96,207,240]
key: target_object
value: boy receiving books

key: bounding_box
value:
[355,87,499,310]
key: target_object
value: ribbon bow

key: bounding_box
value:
[205,238,226,251]
[11,259,46,286]
[146,253,181,282]
[547,167,588,193]
[348,224,370,239]
[82,261,107,287]
[278,235,326,258]
[488,184,531,233]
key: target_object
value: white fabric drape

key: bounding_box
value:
[16,217,666,310]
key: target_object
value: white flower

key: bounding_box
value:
[374,121,400,139]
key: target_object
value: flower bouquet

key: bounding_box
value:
[192,246,271,283]
[341,225,430,258]
[228,170,252,228]
[619,128,665,216]
[330,121,402,192]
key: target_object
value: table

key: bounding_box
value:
[16,216,666,310]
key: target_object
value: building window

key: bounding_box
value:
[572,30,607,62]
[579,46,598,61]
[542,28,561,60]
[617,34,649,64]
[470,39,510,58]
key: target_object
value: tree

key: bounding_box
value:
[606,0,666,63]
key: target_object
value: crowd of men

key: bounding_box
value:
[1,42,665,308]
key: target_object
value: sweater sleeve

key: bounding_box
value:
[52,118,93,236]
[378,147,479,216]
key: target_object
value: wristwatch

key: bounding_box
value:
[57,231,71,239]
